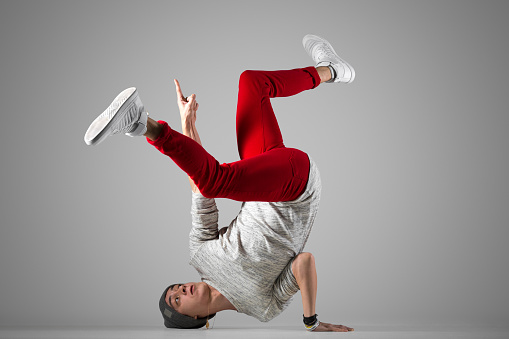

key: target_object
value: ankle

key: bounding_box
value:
[144,117,163,141]
[316,66,332,83]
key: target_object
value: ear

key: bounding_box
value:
[194,315,198,320]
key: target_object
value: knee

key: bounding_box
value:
[239,70,260,88]
[240,70,255,81]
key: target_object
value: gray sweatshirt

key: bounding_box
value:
[188,157,321,322]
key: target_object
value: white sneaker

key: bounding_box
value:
[84,87,148,146]
[302,34,355,84]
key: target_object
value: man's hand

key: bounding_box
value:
[173,78,202,193]
[312,322,354,332]
[174,79,199,124]
[292,254,354,333]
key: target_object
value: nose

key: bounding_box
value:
[180,285,187,295]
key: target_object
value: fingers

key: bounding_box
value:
[329,325,349,332]
[174,79,198,114]
[315,322,354,332]
[186,94,195,109]
[331,324,354,332]
[174,79,184,100]
[336,325,354,332]
[337,326,354,332]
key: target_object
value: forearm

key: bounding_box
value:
[292,252,317,317]
[181,118,202,146]
[181,118,202,193]
[293,253,354,332]
[173,79,203,193]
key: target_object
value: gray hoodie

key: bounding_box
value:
[188,158,321,322]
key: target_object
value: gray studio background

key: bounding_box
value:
[1,0,508,329]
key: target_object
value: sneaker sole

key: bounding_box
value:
[303,34,355,83]
[84,87,138,146]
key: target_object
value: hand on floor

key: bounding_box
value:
[312,322,354,332]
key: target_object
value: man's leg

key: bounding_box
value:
[84,72,330,201]
[144,117,164,141]
[235,67,322,160]
[145,118,309,202]
[316,66,333,84]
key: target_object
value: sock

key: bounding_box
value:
[126,110,148,137]
[327,65,336,83]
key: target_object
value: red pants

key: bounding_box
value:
[148,67,321,202]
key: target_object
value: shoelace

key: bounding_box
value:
[314,44,337,62]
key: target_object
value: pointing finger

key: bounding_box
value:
[174,79,184,99]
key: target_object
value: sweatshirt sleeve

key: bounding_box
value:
[189,191,219,259]
[270,257,300,313]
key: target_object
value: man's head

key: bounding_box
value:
[159,282,216,329]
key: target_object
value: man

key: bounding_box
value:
[84,34,355,332]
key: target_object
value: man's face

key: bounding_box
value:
[165,282,210,319]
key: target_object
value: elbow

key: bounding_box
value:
[292,252,315,278]
[296,252,315,266]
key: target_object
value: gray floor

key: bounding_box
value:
[1,326,508,339]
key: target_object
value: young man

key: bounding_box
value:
[84,35,355,332]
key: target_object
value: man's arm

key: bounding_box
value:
[174,79,202,193]
[181,118,201,193]
[173,79,220,256]
[292,252,354,332]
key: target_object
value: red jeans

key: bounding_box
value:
[148,67,321,202]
